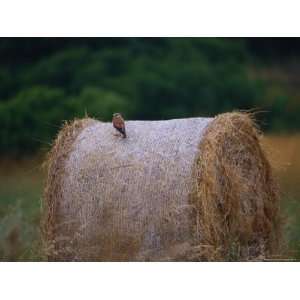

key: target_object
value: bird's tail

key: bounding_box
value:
[118,127,126,138]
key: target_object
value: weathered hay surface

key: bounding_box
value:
[43,112,280,261]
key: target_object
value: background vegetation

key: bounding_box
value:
[0,38,299,260]
[1,38,300,156]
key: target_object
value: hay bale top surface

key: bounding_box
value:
[71,117,213,163]
[66,117,213,198]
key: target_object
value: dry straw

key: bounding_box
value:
[43,112,281,261]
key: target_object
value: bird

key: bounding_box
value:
[112,113,126,138]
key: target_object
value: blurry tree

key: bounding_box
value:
[0,87,71,155]
[0,37,299,156]
[70,87,133,120]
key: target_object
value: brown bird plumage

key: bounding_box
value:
[112,113,126,138]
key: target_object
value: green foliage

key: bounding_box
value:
[71,87,132,120]
[0,38,298,156]
[0,87,71,155]
[0,86,131,155]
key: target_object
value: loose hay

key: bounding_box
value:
[43,112,281,261]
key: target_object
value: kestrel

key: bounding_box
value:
[112,113,126,138]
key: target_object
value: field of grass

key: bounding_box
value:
[262,135,300,259]
[0,158,45,260]
[0,135,299,261]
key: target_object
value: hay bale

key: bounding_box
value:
[43,112,280,261]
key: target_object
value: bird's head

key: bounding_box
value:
[113,113,121,118]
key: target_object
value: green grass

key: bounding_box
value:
[282,197,300,259]
[0,160,45,261]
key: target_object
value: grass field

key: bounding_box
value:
[0,135,299,261]
[262,135,300,259]
[0,158,45,260]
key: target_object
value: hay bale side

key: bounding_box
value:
[43,118,96,259]
[190,113,280,261]
[43,113,280,261]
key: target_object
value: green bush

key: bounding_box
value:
[0,86,73,155]
[1,37,297,156]
[71,86,133,120]
[0,86,132,155]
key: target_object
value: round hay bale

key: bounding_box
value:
[43,112,281,261]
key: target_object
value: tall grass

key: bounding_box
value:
[0,159,45,261]
[262,134,300,259]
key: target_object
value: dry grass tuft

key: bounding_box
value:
[190,112,281,260]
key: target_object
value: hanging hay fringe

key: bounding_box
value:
[43,112,281,261]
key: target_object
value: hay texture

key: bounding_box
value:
[43,112,280,261]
